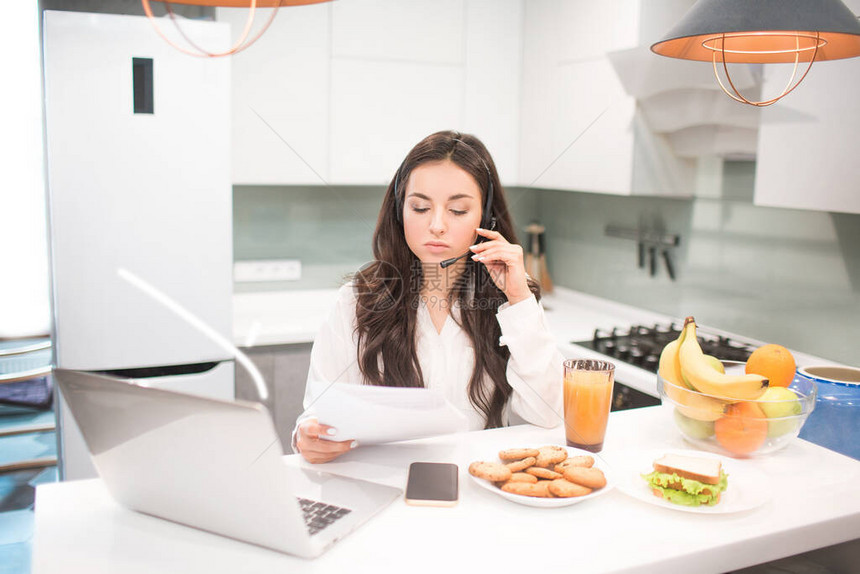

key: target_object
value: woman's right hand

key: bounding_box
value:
[295,419,355,464]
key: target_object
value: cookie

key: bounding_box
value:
[505,456,536,472]
[499,448,540,461]
[534,480,554,498]
[563,466,607,489]
[469,461,512,483]
[507,472,538,484]
[548,478,593,498]
[554,455,595,473]
[535,446,568,468]
[501,481,553,498]
[524,466,563,480]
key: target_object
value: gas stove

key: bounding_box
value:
[573,322,757,375]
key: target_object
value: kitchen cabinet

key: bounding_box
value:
[462,1,523,185]
[325,0,465,184]
[218,5,331,185]
[520,0,695,195]
[753,0,860,215]
[328,59,464,185]
[222,0,522,186]
[235,343,312,448]
[328,0,522,185]
[330,0,464,64]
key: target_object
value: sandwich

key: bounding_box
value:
[641,453,727,507]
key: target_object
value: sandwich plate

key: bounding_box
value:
[612,448,771,514]
[468,445,615,508]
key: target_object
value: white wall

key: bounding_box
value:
[0,0,51,338]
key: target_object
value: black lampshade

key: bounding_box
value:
[652,0,860,63]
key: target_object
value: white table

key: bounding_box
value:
[32,407,860,574]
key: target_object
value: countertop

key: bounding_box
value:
[233,288,339,348]
[232,286,670,348]
[32,407,860,574]
[233,286,838,399]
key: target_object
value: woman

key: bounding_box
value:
[295,130,563,463]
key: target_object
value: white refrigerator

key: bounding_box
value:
[43,11,234,479]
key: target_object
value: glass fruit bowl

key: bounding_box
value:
[657,361,817,458]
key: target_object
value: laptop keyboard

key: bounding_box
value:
[297,498,352,536]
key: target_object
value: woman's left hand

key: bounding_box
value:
[470,227,532,305]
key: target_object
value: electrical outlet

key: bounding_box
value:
[234,259,302,282]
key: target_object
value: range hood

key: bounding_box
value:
[607,45,758,100]
[608,45,762,159]
[665,125,758,160]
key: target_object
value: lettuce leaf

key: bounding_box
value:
[641,470,728,507]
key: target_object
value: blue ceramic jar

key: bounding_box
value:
[796,366,860,460]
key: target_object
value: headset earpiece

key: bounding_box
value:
[393,161,406,226]
[479,181,494,231]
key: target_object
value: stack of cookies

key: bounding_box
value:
[469,446,607,499]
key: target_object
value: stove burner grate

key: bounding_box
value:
[573,323,756,374]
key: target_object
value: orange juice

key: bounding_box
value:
[563,361,615,452]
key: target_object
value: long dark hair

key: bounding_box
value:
[351,130,540,429]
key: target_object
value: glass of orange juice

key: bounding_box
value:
[563,359,615,452]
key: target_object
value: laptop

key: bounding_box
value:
[54,369,402,558]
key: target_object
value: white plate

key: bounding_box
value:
[613,448,772,514]
[469,445,615,508]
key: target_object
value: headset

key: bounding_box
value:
[393,137,497,268]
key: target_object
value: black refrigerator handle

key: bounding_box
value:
[97,362,220,379]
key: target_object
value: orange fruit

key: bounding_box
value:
[745,344,796,388]
[714,402,768,455]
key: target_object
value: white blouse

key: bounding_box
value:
[295,283,564,446]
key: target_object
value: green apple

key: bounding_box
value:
[758,387,802,438]
[683,355,725,389]
[674,408,716,439]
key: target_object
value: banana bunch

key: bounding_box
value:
[658,326,726,421]
[658,316,770,419]
[678,317,768,400]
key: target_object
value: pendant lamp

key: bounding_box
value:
[651,0,860,106]
[141,0,332,58]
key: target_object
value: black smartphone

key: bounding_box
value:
[405,462,459,507]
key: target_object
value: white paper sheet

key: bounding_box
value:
[306,381,469,445]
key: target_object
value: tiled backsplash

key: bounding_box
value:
[536,187,860,366]
[233,179,860,365]
[233,184,537,291]
[233,185,383,291]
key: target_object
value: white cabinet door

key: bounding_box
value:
[224,0,480,186]
[754,45,860,213]
[219,4,331,185]
[329,0,522,186]
[462,0,523,186]
[328,0,466,184]
[329,59,464,184]
[331,0,464,64]
[520,0,692,196]
[520,0,639,193]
